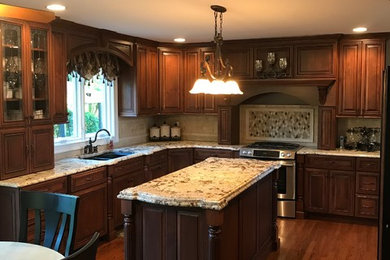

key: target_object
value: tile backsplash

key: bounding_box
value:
[240,105,317,145]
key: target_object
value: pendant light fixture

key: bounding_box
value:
[189,5,243,95]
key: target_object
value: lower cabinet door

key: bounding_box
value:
[73,183,107,249]
[168,149,194,172]
[304,168,328,213]
[30,125,54,173]
[329,170,355,216]
[0,128,29,179]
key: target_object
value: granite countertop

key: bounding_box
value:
[0,141,242,188]
[118,157,280,210]
[297,147,380,158]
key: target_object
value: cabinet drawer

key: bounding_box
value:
[356,158,380,172]
[355,195,378,219]
[194,148,234,162]
[305,155,355,170]
[146,150,168,167]
[356,172,379,195]
[113,156,144,177]
[71,167,107,192]
[23,177,67,193]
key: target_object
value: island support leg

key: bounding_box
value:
[206,210,224,260]
[121,200,135,260]
[272,169,280,250]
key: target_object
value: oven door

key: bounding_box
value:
[277,160,296,200]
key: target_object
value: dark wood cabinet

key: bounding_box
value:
[70,167,108,249]
[355,195,379,219]
[108,156,144,240]
[193,148,235,163]
[304,168,328,213]
[184,49,203,113]
[51,30,68,124]
[294,41,337,78]
[222,45,253,79]
[0,128,29,179]
[303,155,379,219]
[137,45,159,115]
[361,40,385,117]
[30,125,54,173]
[338,39,384,117]
[338,40,362,116]
[200,48,219,114]
[218,105,239,145]
[318,106,336,150]
[168,148,194,172]
[159,48,183,114]
[329,170,355,216]
[145,150,168,180]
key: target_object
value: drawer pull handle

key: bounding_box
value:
[86,177,93,181]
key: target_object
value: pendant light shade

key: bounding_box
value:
[189,5,243,95]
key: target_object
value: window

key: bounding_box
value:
[54,70,117,150]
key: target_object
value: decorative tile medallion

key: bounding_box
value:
[242,105,315,143]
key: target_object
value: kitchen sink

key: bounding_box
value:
[82,151,135,161]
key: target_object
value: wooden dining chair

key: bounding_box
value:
[19,190,79,257]
[61,232,100,260]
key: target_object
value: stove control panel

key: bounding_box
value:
[239,148,296,159]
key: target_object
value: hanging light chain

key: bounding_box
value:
[219,12,223,37]
[214,11,218,38]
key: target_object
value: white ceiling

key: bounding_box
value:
[4,0,390,43]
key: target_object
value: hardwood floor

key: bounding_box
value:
[96,218,377,260]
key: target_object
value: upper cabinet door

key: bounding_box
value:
[221,45,253,79]
[137,46,159,115]
[361,39,384,118]
[294,41,337,78]
[1,21,25,127]
[338,40,362,117]
[159,48,183,114]
[30,26,51,124]
[184,49,203,113]
[51,30,68,124]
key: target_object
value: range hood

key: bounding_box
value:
[240,78,336,105]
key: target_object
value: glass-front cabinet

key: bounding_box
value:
[0,20,50,126]
[31,28,49,121]
[1,22,24,123]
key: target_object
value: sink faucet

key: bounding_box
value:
[84,128,111,154]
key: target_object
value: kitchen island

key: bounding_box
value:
[118,157,280,260]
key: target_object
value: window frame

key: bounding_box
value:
[54,75,119,155]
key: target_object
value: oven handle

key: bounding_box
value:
[277,160,295,167]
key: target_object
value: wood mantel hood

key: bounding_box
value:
[239,78,336,105]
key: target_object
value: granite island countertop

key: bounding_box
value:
[297,147,380,158]
[0,141,242,188]
[118,157,280,210]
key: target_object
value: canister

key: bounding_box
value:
[149,124,160,141]
[160,122,170,141]
[171,122,181,141]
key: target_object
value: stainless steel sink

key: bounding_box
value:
[82,151,135,161]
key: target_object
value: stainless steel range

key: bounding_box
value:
[240,141,301,218]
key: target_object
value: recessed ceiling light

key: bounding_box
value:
[353,27,367,33]
[174,38,186,43]
[46,4,66,11]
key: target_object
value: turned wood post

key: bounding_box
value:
[206,210,224,260]
[121,200,135,260]
[272,169,280,250]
